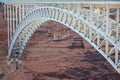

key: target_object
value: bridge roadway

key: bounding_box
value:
[2,0,120,8]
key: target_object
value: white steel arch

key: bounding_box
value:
[7,6,120,74]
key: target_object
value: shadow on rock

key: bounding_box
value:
[32,50,120,80]
[32,67,120,80]
[0,73,4,80]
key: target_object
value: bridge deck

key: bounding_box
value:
[1,0,120,3]
[2,0,120,8]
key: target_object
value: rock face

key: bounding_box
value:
[22,21,119,80]
[0,5,7,80]
[0,5,120,80]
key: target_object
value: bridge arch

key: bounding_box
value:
[8,6,120,74]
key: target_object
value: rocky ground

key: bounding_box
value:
[0,5,120,80]
[0,6,8,80]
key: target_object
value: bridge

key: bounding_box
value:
[1,0,120,77]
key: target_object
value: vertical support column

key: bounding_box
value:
[32,4,34,11]
[27,3,30,13]
[109,21,112,36]
[16,5,18,28]
[4,4,6,19]
[67,3,70,11]
[105,4,109,54]
[55,9,58,20]
[19,4,21,23]
[90,4,93,23]
[56,3,58,7]
[62,3,65,8]
[30,3,32,11]
[69,15,73,26]
[22,4,24,19]
[72,17,76,28]
[77,3,80,14]
[59,3,63,8]
[77,20,81,31]
[102,8,106,15]
[13,5,15,34]
[63,13,67,23]
[24,4,26,16]
[97,33,100,46]
[106,4,109,35]
[116,9,119,22]
[7,4,10,47]
[25,4,28,15]
[84,24,86,36]
[10,4,12,41]
[116,9,119,40]
[48,9,51,19]
[115,48,118,65]
[102,7,106,31]
[60,9,64,21]
[25,4,28,14]
[89,4,93,39]
[77,4,81,31]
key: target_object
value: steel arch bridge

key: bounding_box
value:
[2,0,120,75]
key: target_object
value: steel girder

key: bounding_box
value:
[7,6,120,74]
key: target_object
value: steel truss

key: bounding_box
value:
[2,1,120,75]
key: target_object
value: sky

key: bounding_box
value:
[1,0,120,4]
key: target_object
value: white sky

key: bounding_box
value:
[2,0,120,4]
